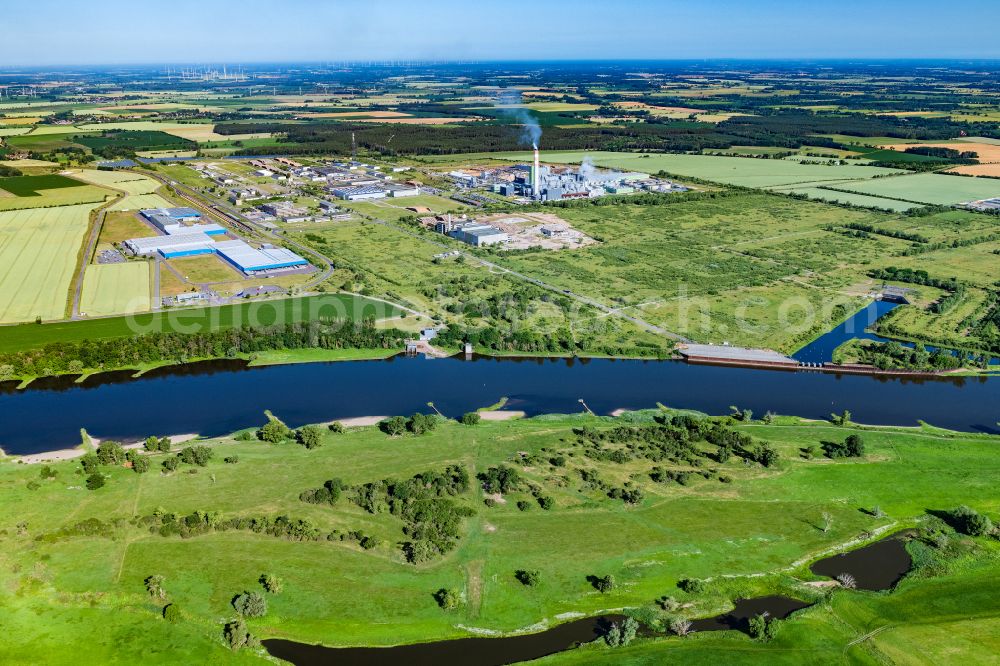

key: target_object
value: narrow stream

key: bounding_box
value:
[263,531,917,665]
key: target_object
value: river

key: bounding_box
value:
[0,354,997,455]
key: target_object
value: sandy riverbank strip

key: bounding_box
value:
[328,416,390,427]
[478,410,526,421]
[13,433,200,465]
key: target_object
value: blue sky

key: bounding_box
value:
[3,0,999,65]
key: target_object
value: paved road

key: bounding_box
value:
[70,192,125,319]
[152,258,161,309]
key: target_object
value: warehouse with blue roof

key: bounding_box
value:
[124,235,309,274]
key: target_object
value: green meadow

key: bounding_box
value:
[476,150,905,188]
[0,412,997,663]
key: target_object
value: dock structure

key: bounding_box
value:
[678,344,799,369]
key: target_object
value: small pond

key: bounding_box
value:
[810,531,914,591]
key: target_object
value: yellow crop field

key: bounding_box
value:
[75,121,206,132]
[0,159,59,168]
[0,203,98,322]
[71,169,162,194]
[79,262,151,317]
[0,185,110,212]
[25,124,83,134]
[161,124,273,143]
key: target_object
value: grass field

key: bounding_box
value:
[0,413,996,663]
[0,203,98,323]
[491,193,901,351]
[835,173,1000,205]
[167,254,242,283]
[0,294,402,353]
[79,263,152,317]
[547,558,1000,664]
[96,211,156,248]
[109,193,174,211]
[477,151,904,188]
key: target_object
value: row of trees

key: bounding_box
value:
[0,320,408,379]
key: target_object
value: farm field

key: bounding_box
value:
[0,203,98,322]
[0,175,111,212]
[69,170,174,211]
[70,169,162,195]
[0,413,996,663]
[79,262,152,317]
[835,173,1000,205]
[76,130,194,154]
[947,163,1000,177]
[0,294,402,353]
[21,124,86,135]
[164,125,273,143]
[74,121,214,133]
[475,150,905,188]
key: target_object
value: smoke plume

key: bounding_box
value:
[579,155,597,180]
[496,89,542,149]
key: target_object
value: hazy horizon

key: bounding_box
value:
[3,0,999,66]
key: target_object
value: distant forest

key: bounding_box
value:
[217,111,1000,158]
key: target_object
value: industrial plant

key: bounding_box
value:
[448,152,689,202]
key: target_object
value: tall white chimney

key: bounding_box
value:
[533,146,540,197]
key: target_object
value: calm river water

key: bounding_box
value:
[0,354,997,455]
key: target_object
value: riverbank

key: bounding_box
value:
[12,433,201,465]
[5,337,995,390]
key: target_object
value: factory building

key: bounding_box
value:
[331,186,387,201]
[125,233,218,259]
[141,207,203,222]
[124,233,309,274]
[260,201,310,220]
[450,222,509,247]
[386,184,420,197]
[212,240,310,273]
[140,207,204,234]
